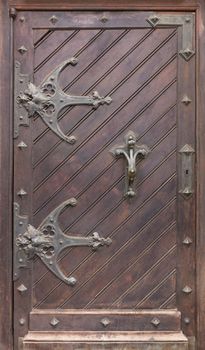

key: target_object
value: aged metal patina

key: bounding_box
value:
[13,200,112,285]
[147,13,195,61]
[179,144,195,198]
[110,131,150,198]
[15,58,112,142]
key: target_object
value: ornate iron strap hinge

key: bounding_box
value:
[13,200,112,285]
[110,131,150,198]
[147,13,195,61]
[14,59,112,141]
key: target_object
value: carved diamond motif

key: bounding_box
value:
[50,317,60,327]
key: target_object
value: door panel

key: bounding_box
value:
[13,10,196,349]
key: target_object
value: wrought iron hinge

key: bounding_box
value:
[14,59,112,141]
[147,13,195,61]
[13,200,112,285]
[9,7,17,19]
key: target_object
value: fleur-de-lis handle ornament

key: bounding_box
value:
[16,58,112,143]
[110,131,150,198]
[14,199,112,285]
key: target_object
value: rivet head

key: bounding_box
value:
[184,317,190,325]
[183,237,192,246]
[147,15,160,27]
[18,46,28,55]
[17,284,27,294]
[101,318,111,327]
[17,189,27,197]
[19,318,26,326]
[68,276,77,286]
[100,15,108,23]
[19,16,25,22]
[182,286,192,294]
[17,141,27,149]
[181,95,192,105]
[179,48,195,61]
[50,317,60,327]
[50,15,58,24]
[151,317,160,327]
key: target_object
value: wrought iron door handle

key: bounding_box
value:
[14,199,112,285]
[110,131,150,198]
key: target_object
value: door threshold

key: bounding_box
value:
[21,331,188,349]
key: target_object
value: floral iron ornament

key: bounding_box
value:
[16,58,112,143]
[110,131,150,198]
[13,199,112,285]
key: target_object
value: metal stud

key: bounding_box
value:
[147,15,160,27]
[182,286,192,294]
[19,318,26,326]
[183,237,192,246]
[100,15,108,23]
[50,317,60,327]
[179,48,195,61]
[17,141,27,149]
[50,15,58,24]
[181,95,192,105]
[17,284,27,294]
[18,46,28,55]
[101,318,111,327]
[17,189,27,197]
[151,317,160,327]
[184,317,190,325]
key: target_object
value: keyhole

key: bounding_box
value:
[186,169,189,175]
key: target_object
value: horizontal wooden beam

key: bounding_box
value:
[9,0,198,10]
[30,310,181,332]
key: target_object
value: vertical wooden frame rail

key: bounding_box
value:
[0,1,13,350]
[196,1,205,349]
[0,0,204,349]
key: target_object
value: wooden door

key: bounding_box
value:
[2,3,201,349]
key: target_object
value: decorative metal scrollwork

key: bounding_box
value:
[110,131,150,198]
[15,58,112,142]
[13,200,112,285]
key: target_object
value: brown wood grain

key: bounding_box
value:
[0,1,13,349]
[29,310,181,332]
[3,1,205,348]
[196,1,205,349]
[8,0,198,10]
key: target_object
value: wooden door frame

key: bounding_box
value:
[1,1,205,349]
